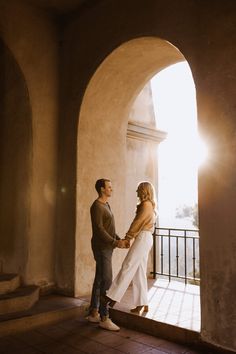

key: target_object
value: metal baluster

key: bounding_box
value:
[161,234,164,275]
[193,237,196,280]
[153,228,156,279]
[168,229,171,282]
[184,230,187,284]
[176,235,179,277]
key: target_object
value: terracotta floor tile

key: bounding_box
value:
[115,338,154,353]
[93,332,127,347]
[40,342,85,354]
[0,336,29,353]
[134,334,167,348]
[62,332,108,353]
[14,329,56,347]
[58,319,83,331]
[98,349,125,354]
[157,339,188,354]
[37,324,72,340]
[143,349,170,354]
[5,348,44,354]
[113,327,144,339]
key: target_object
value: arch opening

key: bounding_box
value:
[76,36,184,296]
[76,35,201,331]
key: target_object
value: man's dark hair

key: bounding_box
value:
[95,178,110,195]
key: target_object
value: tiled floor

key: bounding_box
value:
[114,278,200,332]
[0,279,225,354]
[0,316,211,354]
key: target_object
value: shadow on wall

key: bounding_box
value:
[0,38,32,275]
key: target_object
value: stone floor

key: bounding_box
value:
[115,278,200,332]
[0,278,226,353]
[0,316,216,354]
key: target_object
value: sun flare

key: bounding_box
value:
[194,134,209,168]
[151,61,210,227]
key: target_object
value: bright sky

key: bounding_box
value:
[151,62,207,228]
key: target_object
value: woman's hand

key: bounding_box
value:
[117,239,130,248]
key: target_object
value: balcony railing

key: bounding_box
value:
[151,227,200,284]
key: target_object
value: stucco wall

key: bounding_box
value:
[59,0,236,351]
[0,1,58,290]
[0,39,32,276]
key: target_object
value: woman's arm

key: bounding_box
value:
[125,201,153,240]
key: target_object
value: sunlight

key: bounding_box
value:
[193,133,209,168]
[150,61,208,228]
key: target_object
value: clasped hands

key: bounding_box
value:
[117,239,130,249]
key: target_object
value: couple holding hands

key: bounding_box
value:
[87,178,157,331]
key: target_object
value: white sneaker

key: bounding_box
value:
[99,317,120,331]
[86,314,100,323]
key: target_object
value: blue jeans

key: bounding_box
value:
[90,246,113,318]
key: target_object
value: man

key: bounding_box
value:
[87,178,128,331]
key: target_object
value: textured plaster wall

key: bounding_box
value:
[60,0,236,351]
[0,39,31,276]
[0,1,58,289]
[194,2,236,350]
[128,84,157,129]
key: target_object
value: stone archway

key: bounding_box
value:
[75,36,184,296]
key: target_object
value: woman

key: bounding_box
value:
[106,181,157,315]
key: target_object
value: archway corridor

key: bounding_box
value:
[76,37,201,334]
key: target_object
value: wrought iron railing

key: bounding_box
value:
[151,226,200,284]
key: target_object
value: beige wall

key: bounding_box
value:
[0,1,58,290]
[0,38,31,276]
[128,84,157,129]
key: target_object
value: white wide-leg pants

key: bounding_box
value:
[107,230,153,306]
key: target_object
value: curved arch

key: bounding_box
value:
[75,36,185,296]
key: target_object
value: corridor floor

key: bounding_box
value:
[115,278,200,332]
[0,316,217,354]
[0,278,223,353]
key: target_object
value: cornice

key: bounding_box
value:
[127,122,167,143]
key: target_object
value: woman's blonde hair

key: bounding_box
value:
[137,181,157,213]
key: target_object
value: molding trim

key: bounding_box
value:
[127,122,167,143]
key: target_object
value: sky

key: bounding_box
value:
[150,62,206,229]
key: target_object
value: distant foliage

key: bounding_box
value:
[176,203,199,228]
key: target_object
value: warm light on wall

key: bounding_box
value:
[194,134,209,168]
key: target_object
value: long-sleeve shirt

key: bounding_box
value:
[125,200,155,240]
[90,199,120,250]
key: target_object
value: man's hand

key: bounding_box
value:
[123,239,130,248]
[117,239,130,249]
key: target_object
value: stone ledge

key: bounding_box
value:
[127,122,167,143]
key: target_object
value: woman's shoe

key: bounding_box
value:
[130,305,149,315]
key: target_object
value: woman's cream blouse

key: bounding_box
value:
[125,200,156,240]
